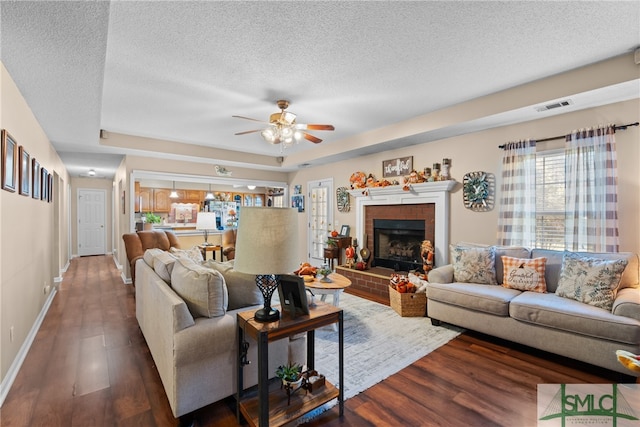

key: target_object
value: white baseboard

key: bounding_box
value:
[121,271,132,285]
[0,287,57,407]
[60,260,70,273]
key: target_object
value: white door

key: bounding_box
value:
[307,179,333,264]
[78,189,106,256]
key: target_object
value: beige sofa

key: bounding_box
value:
[427,246,640,376]
[135,251,305,418]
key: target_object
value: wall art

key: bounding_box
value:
[291,195,304,212]
[1,129,17,192]
[19,146,30,196]
[32,158,41,200]
[382,156,412,178]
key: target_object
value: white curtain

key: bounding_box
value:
[564,126,620,252]
[497,140,537,247]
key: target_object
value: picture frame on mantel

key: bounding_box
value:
[1,129,17,193]
[382,156,412,178]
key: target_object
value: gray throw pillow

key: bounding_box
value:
[203,259,263,310]
[171,257,228,318]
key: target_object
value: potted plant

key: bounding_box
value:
[143,212,161,230]
[276,362,303,389]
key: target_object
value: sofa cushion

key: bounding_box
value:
[501,256,547,293]
[510,291,640,345]
[143,248,164,268]
[492,246,531,285]
[450,245,497,285]
[203,259,263,310]
[171,257,228,318]
[427,282,521,316]
[154,251,178,284]
[531,249,639,292]
[555,252,628,311]
[171,246,205,264]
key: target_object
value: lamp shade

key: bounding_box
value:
[196,212,217,230]
[234,207,300,275]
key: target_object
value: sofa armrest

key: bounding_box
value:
[428,264,454,284]
[612,287,640,321]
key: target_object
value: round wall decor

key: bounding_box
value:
[462,171,494,211]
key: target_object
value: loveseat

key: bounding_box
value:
[133,246,305,418]
[427,245,640,376]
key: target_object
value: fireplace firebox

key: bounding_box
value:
[373,219,425,271]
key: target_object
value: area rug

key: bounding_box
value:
[296,293,463,423]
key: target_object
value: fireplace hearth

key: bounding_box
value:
[373,219,425,271]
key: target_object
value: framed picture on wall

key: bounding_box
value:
[47,173,53,203]
[19,146,30,196]
[1,129,17,192]
[41,167,48,201]
[291,195,304,213]
[32,158,40,200]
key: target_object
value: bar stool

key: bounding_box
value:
[323,246,339,269]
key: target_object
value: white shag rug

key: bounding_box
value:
[296,292,463,423]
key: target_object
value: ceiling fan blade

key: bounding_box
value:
[232,115,271,124]
[302,132,323,144]
[297,124,335,131]
[235,129,263,136]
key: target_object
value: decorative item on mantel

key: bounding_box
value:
[349,158,454,193]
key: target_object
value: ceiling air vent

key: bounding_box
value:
[536,100,572,112]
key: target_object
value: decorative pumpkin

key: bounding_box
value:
[330,230,339,237]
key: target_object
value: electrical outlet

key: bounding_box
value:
[10,326,14,342]
[44,285,51,295]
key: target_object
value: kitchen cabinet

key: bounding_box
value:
[138,187,152,212]
[184,190,202,203]
[153,189,172,212]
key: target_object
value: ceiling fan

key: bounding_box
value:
[233,100,334,147]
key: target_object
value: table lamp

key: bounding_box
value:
[234,207,300,322]
[196,212,217,246]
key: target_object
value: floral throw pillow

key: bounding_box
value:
[501,256,547,293]
[450,245,497,285]
[171,246,204,264]
[555,252,628,311]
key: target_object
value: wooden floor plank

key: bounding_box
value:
[0,255,631,427]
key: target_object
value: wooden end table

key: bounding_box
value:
[198,244,222,261]
[236,302,344,427]
[305,273,352,307]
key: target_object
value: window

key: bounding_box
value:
[535,149,565,250]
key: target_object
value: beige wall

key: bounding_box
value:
[289,99,640,257]
[0,63,71,383]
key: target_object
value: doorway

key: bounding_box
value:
[78,189,107,256]
[307,178,333,264]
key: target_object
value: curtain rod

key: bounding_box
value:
[498,122,639,149]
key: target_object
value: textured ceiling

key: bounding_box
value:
[1,1,639,178]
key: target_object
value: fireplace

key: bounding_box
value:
[373,219,425,271]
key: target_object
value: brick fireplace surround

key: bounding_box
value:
[342,181,456,299]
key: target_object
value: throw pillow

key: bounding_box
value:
[555,252,628,311]
[171,257,228,318]
[153,251,177,284]
[143,248,164,268]
[450,245,497,285]
[171,246,204,264]
[203,260,263,311]
[501,256,547,293]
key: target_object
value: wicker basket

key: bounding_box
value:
[388,285,427,317]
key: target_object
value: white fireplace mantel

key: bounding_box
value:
[348,181,457,267]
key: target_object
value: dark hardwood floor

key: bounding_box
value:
[1,255,631,426]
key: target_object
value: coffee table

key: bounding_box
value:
[305,273,351,307]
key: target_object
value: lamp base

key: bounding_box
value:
[254,307,280,322]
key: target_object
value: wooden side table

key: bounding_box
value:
[237,303,344,427]
[327,236,352,267]
[199,244,222,261]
